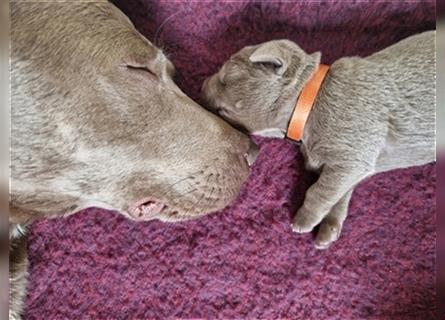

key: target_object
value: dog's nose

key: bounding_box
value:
[244,141,259,167]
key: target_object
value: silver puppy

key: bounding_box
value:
[202,31,435,249]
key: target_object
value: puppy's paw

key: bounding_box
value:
[314,219,342,249]
[291,208,319,233]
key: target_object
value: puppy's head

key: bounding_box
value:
[202,40,320,137]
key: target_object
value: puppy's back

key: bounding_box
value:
[306,31,435,170]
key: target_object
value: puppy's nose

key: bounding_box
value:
[244,141,259,167]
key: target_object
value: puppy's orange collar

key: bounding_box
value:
[287,64,329,141]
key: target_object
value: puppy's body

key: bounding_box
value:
[203,31,435,248]
[305,31,434,173]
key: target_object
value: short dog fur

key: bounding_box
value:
[10,1,257,318]
[202,31,435,249]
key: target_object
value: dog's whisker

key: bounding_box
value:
[154,10,182,48]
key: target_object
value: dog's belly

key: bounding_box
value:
[375,142,435,173]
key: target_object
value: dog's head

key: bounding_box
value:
[202,40,320,137]
[10,2,258,222]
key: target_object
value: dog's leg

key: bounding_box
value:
[314,189,353,249]
[9,226,28,320]
[292,165,368,234]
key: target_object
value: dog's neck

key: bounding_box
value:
[253,57,322,140]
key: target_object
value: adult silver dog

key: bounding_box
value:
[10,1,257,318]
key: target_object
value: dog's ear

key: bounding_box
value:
[121,49,175,79]
[249,41,289,76]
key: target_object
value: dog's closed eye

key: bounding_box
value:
[125,64,157,77]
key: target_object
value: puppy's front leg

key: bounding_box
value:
[292,165,368,234]
[315,190,353,249]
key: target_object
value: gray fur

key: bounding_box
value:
[9,227,28,320]
[202,32,436,249]
[11,1,254,224]
[11,1,257,317]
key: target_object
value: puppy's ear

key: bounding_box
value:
[249,40,320,80]
[249,41,288,75]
